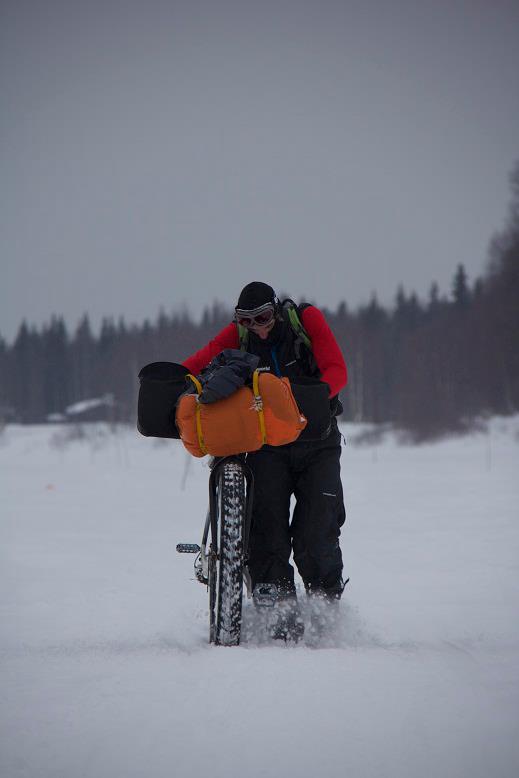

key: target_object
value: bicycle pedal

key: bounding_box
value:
[176,543,201,554]
[253,583,278,607]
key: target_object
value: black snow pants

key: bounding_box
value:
[246,423,346,599]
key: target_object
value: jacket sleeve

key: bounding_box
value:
[182,323,240,375]
[301,306,347,398]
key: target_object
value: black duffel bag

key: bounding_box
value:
[290,377,336,441]
[137,362,190,438]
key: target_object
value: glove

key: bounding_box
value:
[198,349,259,403]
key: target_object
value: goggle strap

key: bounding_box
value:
[235,301,276,317]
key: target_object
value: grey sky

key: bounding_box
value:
[1,0,518,342]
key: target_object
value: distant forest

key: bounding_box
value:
[1,165,518,440]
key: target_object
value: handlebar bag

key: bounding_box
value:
[137,362,190,439]
[176,372,307,457]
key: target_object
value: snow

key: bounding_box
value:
[1,419,519,778]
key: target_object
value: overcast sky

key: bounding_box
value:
[1,0,518,342]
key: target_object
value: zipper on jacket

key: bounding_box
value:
[270,347,281,377]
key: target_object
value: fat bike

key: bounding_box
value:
[177,455,254,646]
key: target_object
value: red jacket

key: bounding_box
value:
[182,306,347,398]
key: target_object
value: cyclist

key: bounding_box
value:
[182,281,347,640]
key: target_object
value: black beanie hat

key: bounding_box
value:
[236,282,277,311]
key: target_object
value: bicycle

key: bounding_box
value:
[137,362,346,646]
[176,454,254,646]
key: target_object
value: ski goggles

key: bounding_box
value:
[234,302,276,328]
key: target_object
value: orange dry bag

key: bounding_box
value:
[175,371,307,457]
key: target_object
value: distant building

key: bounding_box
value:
[46,394,117,424]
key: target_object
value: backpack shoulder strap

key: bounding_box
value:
[282,299,312,351]
[237,323,249,351]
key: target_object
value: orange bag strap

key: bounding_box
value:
[252,370,267,445]
[186,374,207,455]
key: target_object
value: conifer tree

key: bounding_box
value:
[452,263,470,308]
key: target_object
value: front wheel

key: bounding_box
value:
[210,461,246,646]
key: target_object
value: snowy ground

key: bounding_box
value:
[1,418,518,778]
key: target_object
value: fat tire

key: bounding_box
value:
[214,462,246,646]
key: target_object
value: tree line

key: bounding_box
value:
[1,167,518,439]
